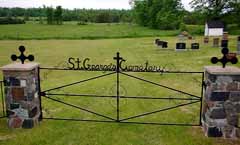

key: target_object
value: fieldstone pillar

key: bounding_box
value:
[203,66,240,138]
[1,62,42,129]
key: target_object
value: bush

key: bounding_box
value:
[0,17,25,24]
[186,25,204,35]
[179,23,187,31]
[227,24,240,35]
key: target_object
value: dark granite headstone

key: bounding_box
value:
[157,41,168,48]
[176,43,186,50]
[162,42,168,48]
[156,41,163,46]
[191,43,199,50]
[221,40,228,48]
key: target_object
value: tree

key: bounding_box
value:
[133,0,148,26]
[229,1,240,26]
[190,0,239,19]
[54,6,63,25]
[46,7,54,24]
[133,0,183,29]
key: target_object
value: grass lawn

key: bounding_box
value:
[0,36,240,145]
[0,23,179,40]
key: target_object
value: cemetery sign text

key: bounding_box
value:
[68,57,168,72]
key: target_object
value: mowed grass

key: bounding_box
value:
[0,23,179,40]
[0,36,240,145]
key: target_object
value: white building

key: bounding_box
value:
[204,21,224,36]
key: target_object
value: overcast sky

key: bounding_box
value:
[0,0,192,10]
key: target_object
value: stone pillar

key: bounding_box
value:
[203,66,240,138]
[1,62,42,129]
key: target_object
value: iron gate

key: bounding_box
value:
[39,52,204,126]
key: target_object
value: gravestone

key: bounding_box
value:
[176,43,186,51]
[237,36,240,54]
[223,32,229,40]
[156,40,168,48]
[213,38,220,47]
[162,41,168,48]
[1,63,42,129]
[221,40,228,48]
[203,66,240,139]
[226,53,237,60]
[155,39,160,45]
[204,37,209,44]
[191,43,200,50]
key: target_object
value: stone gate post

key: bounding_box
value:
[203,66,240,138]
[1,62,42,129]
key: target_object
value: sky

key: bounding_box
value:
[0,0,192,10]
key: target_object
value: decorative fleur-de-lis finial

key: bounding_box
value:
[11,46,34,64]
[211,47,238,68]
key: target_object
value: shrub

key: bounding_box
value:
[227,24,240,35]
[179,23,187,31]
[186,25,204,35]
[0,17,25,24]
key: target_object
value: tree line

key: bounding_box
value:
[0,0,239,29]
[0,7,133,24]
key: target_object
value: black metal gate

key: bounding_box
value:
[39,52,204,126]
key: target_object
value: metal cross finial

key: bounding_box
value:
[114,52,123,61]
[114,52,124,72]
[11,46,35,64]
[211,47,238,68]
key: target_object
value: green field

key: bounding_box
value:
[0,36,240,145]
[0,23,180,40]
